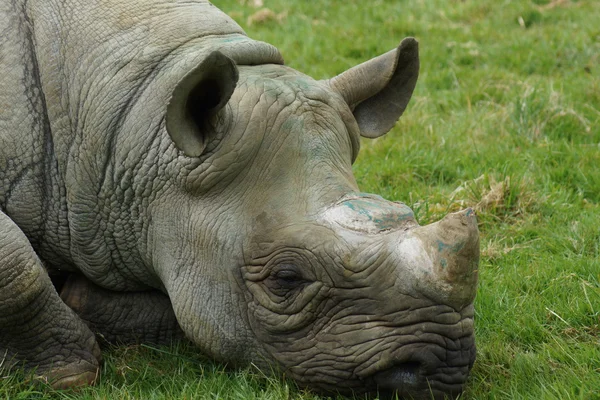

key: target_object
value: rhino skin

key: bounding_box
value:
[0,0,479,398]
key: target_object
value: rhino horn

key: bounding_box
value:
[166,51,239,157]
[326,37,419,139]
[411,208,480,310]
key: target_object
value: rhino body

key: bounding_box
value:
[0,1,479,398]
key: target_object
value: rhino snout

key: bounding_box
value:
[356,305,476,399]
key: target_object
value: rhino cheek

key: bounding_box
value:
[166,272,263,366]
[148,202,263,367]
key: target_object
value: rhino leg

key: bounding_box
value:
[0,212,101,388]
[60,275,185,346]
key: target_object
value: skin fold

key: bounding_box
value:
[0,1,479,398]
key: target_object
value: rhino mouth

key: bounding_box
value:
[363,329,476,399]
[373,361,424,398]
[288,327,476,399]
[361,325,476,399]
[372,358,474,400]
[254,299,477,398]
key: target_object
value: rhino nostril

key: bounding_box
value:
[374,361,422,391]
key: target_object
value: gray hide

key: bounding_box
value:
[0,1,479,398]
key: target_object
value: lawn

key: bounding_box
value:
[2,0,599,399]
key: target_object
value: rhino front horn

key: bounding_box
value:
[411,208,480,310]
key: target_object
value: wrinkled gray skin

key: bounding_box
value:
[0,1,480,398]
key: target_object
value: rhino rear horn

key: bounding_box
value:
[326,37,419,138]
[166,51,239,157]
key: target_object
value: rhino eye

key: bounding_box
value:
[265,265,308,296]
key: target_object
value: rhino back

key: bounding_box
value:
[0,0,61,256]
[0,0,282,289]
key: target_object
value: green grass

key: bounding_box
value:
[3,0,599,399]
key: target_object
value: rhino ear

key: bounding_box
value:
[326,37,419,138]
[166,51,239,157]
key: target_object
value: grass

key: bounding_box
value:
[2,0,599,399]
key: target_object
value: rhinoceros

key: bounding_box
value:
[0,0,479,398]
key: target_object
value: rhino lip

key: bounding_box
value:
[374,361,422,394]
[364,333,476,399]
[373,361,468,400]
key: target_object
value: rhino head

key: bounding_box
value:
[145,37,478,399]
